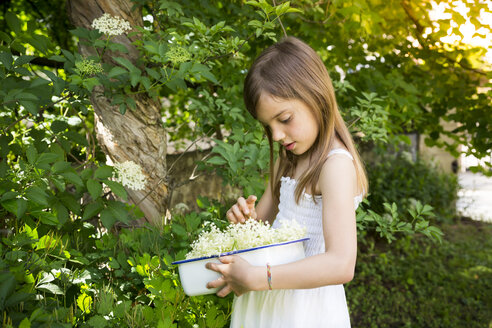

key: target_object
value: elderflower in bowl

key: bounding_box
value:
[172,219,308,296]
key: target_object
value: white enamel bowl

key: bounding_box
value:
[172,238,309,296]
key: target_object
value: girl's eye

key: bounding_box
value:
[280,117,291,124]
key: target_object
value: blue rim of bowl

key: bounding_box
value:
[171,237,309,265]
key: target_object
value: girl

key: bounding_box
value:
[206,36,368,327]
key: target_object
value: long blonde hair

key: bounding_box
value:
[243,36,368,203]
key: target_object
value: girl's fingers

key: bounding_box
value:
[206,275,226,289]
[231,204,246,223]
[227,196,257,224]
[218,255,234,264]
[205,262,221,273]
[246,195,257,220]
[226,209,238,224]
[237,197,250,216]
[246,195,257,205]
[217,285,233,298]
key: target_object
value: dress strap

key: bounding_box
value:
[327,148,353,160]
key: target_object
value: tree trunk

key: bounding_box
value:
[66,0,168,225]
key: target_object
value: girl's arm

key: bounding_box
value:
[207,155,357,296]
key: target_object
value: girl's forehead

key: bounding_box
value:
[256,93,309,122]
[256,94,291,120]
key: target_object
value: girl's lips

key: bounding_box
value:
[284,142,295,150]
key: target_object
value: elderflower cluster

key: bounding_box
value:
[185,219,306,259]
[166,46,191,65]
[75,59,103,75]
[112,160,147,190]
[91,13,132,36]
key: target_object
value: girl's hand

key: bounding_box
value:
[226,195,257,224]
[206,255,263,297]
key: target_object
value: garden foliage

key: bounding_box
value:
[0,0,489,326]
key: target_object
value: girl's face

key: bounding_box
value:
[256,93,319,157]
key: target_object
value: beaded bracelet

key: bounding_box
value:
[266,263,272,290]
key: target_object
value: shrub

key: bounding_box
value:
[366,152,459,222]
[347,219,492,327]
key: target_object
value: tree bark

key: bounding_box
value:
[66,0,168,225]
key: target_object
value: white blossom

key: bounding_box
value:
[91,13,132,36]
[112,160,147,191]
[67,116,82,126]
[185,218,307,259]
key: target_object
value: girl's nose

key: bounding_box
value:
[271,128,285,142]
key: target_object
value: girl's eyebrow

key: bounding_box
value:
[267,109,289,122]
[258,109,289,125]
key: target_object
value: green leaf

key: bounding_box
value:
[87,179,102,199]
[5,292,33,308]
[100,208,116,229]
[82,77,100,91]
[107,42,129,53]
[103,180,127,200]
[28,34,51,54]
[14,55,35,67]
[0,31,12,43]
[60,172,84,188]
[52,161,72,173]
[36,152,60,169]
[1,191,18,202]
[82,200,103,221]
[114,57,136,72]
[1,199,17,215]
[69,27,91,40]
[77,293,93,314]
[145,67,161,80]
[119,103,127,115]
[126,96,136,110]
[10,41,26,54]
[87,316,108,327]
[59,192,81,215]
[48,55,66,62]
[0,160,7,178]
[26,144,38,164]
[61,49,75,63]
[207,156,227,165]
[19,100,39,115]
[108,66,127,78]
[0,273,17,308]
[54,202,69,225]
[130,71,141,87]
[17,303,34,322]
[0,52,13,70]
[108,201,129,224]
[25,186,49,206]
[63,131,88,147]
[171,223,187,237]
[191,63,218,83]
[37,283,64,295]
[50,175,66,191]
[95,165,113,179]
[16,198,27,218]
[5,12,21,35]
[31,211,58,225]
[51,120,69,133]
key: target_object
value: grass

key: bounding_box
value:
[347,217,492,328]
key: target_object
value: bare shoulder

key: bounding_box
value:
[318,152,357,196]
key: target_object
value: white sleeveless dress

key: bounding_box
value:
[230,149,362,328]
